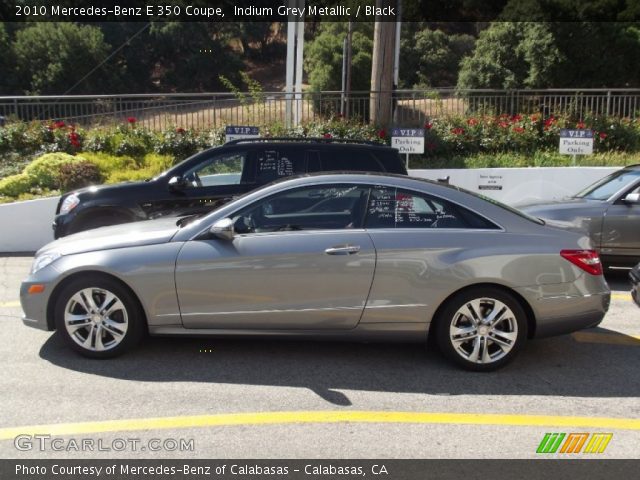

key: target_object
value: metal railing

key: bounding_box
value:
[0,88,638,129]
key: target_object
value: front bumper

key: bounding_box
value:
[20,280,54,331]
[52,214,72,239]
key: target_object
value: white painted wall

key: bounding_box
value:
[0,167,621,253]
[410,167,620,205]
[0,196,59,253]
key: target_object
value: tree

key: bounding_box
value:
[304,22,374,92]
[458,21,640,89]
[13,23,116,95]
[0,23,16,94]
[149,22,243,92]
[400,27,475,88]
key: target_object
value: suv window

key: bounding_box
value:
[320,150,385,172]
[183,151,246,188]
[232,184,369,233]
[255,148,305,184]
[365,186,499,229]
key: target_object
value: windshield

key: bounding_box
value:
[575,169,640,201]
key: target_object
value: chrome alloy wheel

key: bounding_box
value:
[449,298,518,364]
[64,288,129,352]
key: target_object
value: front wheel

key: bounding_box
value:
[54,276,144,358]
[435,288,528,371]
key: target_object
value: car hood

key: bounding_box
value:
[37,217,181,256]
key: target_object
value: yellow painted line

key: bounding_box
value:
[572,331,640,346]
[1,411,639,440]
[0,301,20,308]
[611,293,631,301]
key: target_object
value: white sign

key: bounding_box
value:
[225,125,260,143]
[391,128,425,154]
[559,129,593,155]
[478,173,504,191]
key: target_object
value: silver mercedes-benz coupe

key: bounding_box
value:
[21,173,610,371]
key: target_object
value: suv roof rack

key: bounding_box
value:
[224,137,386,147]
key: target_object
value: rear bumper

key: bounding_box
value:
[515,284,610,338]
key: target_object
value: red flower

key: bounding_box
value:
[323,133,332,139]
[68,131,80,148]
[176,127,186,134]
[127,117,137,124]
[52,120,66,129]
[511,114,523,122]
[544,116,555,127]
[424,121,433,130]
[513,126,525,133]
[499,121,509,129]
[451,127,465,135]
[599,132,608,140]
[530,114,539,122]
[467,118,478,126]
[576,121,586,129]
[377,129,386,139]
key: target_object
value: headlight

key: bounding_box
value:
[60,194,80,214]
[31,252,61,274]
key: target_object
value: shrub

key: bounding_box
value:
[0,173,34,197]
[77,151,139,177]
[23,152,81,189]
[154,128,208,158]
[58,161,103,192]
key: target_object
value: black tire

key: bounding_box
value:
[435,287,528,372]
[54,275,145,359]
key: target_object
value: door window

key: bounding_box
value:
[365,186,499,229]
[255,148,305,185]
[183,151,246,188]
[232,185,370,233]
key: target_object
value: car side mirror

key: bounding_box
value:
[168,175,187,191]
[209,218,235,241]
[623,192,640,204]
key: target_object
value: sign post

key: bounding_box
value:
[225,125,260,143]
[390,128,425,169]
[559,129,593,166]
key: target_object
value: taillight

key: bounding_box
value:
[560,249,603,275]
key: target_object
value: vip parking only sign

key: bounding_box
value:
[225,126,260,143]
[390,128,425,154]
[559,129,593,155]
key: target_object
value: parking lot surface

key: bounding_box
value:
[0,256,638,458]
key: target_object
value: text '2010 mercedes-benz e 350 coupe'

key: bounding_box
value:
[21,173,610,371]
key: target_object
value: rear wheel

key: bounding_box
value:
[54,276,144,358]
[435,288,527,371]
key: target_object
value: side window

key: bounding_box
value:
[255,148,305,185]
[365,186,499,229]
[183,151,245,188]
[321,150,384,172]
[232,185,370,234]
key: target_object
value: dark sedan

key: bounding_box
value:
[519,165,640,267]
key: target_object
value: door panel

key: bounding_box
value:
[601,202,640,261]
[175,231,376,329]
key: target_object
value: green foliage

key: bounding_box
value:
[75,152,139,178]
[401,28,475,88]
[154,128,207,159]
[12,23,114,95]
[58,161,103,192]
[23,153,83,189]
[459,21,640,89]
[0,173,34,197]
[304,22,374,92]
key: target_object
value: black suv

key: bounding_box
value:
[53,138,407,238]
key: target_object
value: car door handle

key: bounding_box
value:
[324,245,361,255]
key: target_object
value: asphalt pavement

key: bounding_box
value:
[0,256,638,458]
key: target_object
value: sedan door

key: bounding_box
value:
[601,184,640,263]
[175,184,376,330]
